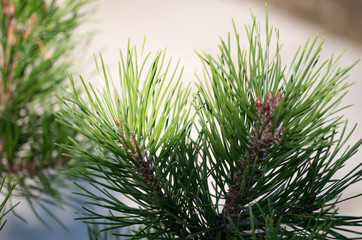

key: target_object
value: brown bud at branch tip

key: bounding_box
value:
[256,96,262,112]
[263,102,270,115]
[274,92,282,105]
[267,91,274,103]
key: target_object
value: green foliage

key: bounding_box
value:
[58,9,362,240]
[196,10,362,239]
[59,39,195,238]
[0,176,17,231]
[0,0,88,173]
[0,0,89,227]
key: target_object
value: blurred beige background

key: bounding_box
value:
[261,0,362,45]
[2,0,362,239]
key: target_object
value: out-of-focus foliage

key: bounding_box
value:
[0,176,17,231]
[0,0,90,227]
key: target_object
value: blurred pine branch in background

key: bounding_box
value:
[0,0,90,228]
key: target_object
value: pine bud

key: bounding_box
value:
[256,96,262,113]
[267,91,274,103]
[274,92,282,105]
[263,101,270,116]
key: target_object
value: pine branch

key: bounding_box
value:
[57,6,362,239]
[222,91,286,228]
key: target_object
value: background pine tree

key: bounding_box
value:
[0,0,89,228]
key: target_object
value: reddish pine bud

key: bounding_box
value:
[263,101,270,115]
[274,92,282,105]
[267,91,274,103]
[130,135,137,152]
[256,96,262,112]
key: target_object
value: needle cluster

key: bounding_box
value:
[58,9,362,240]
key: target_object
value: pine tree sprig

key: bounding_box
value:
[58,40,208,237]
[195,8,362,239]
[57,7,362,239]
